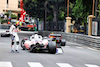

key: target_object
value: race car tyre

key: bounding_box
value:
[8,34,11,37]
[1,34,3,37]
[61,39,66,46]
[21,39,26,50]
[48,41,56,54]
[61,42,66,46]
[30,45,36,53]
[1,34,5,37]
[1,34,10,37]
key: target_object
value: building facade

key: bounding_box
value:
[0,0,21,16]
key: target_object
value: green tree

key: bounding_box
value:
[23,0,65,21]
[5,12,18,19]
[83,0,92,20]
[23,0,45,20]
[71,0,92,34]
[98,0,100,18]
[72,0,85,20]
[72,0,92,24]
[47,0,65,21]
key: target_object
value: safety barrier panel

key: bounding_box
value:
[0,24,11,29]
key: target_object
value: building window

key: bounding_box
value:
[7,0,8,4]
[18,0,20,8]
[7,0,9,8]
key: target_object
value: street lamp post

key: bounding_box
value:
[92,0,95,15]
[88,0,96,36]
[56,0,58,31]
[67,0,69,17]
[66,0,72,33]
[95,0,97,17]
[0,9,1,24]
[44,0,47,30]
[0,15,1,24]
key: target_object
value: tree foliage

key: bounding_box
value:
[98,0,100,17]
[47,0,65,21]
[72,0,84,18]
[72,0,92,24]
[4,12,18,19]
[23,0,45,20]
[23,0,93,23]
[23,0,65,21]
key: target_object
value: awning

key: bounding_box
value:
[3,9,21,14]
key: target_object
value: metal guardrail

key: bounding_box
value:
[0,24,11,29]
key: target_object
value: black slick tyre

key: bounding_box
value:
[48,41,56,54]
[21,39,26,50]
[30,45,36,53]
[61,39,66,46]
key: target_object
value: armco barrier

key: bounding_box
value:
[0,24,11,29]
[38,31,100,50]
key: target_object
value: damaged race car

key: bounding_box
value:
[21,34,57,54]
[1,31,11,37]
[49,34,66,47]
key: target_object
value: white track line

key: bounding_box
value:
[85,64,99,67]
[28,62,44,67]
[56,63,73,67]
[0,62,13,67]
[76,47,84,49]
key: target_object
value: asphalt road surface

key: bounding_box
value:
[0,32,100,67]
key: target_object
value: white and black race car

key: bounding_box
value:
[21,34,57,54]
[1,31,11,37]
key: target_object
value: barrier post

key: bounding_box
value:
[88,15,95,36]
[66,17,72,33]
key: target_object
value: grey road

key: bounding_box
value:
[0,32,100,67]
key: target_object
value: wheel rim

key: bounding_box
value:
[22,42,25,46]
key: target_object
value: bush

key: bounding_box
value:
[11,14,18,19]
[1,19,9,24]
[4,12,18,19]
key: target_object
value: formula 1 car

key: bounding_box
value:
[21,34,57,54]
[49,34,66,47]
[1,31,11,37]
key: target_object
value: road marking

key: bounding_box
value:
[65,46,70,48]
[28,62,44,67]
[0,61,99,67]
[65,46,84,49]
[76,47,84,49]
[0,62,13,67]
[56,63,73,67]
[56,48,63,54]
[87,47,97,51]
[85,64,99,67]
